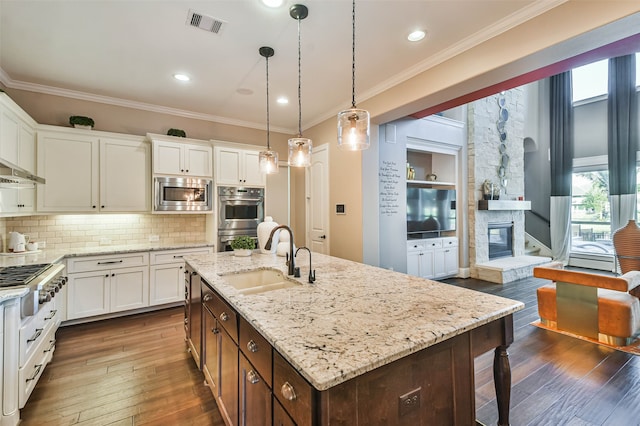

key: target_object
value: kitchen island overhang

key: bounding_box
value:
[186,251,523,425]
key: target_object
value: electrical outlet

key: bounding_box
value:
[149,235,160,242]
[399,387,421,417]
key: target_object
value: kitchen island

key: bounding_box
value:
[185,251,524,425]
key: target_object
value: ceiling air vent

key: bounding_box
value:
[186,9,226,34]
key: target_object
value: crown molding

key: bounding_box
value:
[0,68,296,135]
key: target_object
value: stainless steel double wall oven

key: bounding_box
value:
[217,186,264,251]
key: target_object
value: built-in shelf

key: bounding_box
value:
[478,200,531,211]
[407,180,456,186]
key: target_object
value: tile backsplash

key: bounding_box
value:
[1,214,208,251]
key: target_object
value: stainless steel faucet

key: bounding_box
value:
[264,225,296,276]
[295,247,315,283]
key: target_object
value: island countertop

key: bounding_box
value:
[185,251,524,391]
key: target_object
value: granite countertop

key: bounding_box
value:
[184,251,524,391]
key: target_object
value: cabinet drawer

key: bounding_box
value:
[441,237,458,247]
[202,281,238,343]
[67,252,149,273]
[423,239,442,249]
[273,351,313,426]
[150,247,212,265]
[407,241,426,251]
[239,316,272,388]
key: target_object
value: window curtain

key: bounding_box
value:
[608,54,638,235]
[549,72,574,264]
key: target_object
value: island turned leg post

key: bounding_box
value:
[493,345,511,426]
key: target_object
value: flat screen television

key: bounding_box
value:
[406,188,456,234]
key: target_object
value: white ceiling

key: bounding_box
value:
[0,0,566,133]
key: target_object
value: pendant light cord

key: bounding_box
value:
[351,0,356,109]
[265,54,271,150]
[297,16,303,137]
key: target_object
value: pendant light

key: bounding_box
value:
[288,4,312,168]
[258,46,279,175]
[337,0,370,151]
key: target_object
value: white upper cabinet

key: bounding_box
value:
[214,146,265,187]
[150,136,212,177]
[0,93,37,173]
[37,126,149,212]
[37,130,99,212]
[100,138,150,212]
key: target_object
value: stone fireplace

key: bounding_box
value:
[466,89,551,283]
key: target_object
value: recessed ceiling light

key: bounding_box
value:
[407,30,426,42]
[277,97,288,104]
[262,0,283,7]
[173,73,190,82]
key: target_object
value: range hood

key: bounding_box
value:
[0,160,45,186]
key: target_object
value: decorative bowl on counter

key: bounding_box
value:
[233,249,253,257]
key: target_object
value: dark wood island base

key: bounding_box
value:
[279,314,514,426]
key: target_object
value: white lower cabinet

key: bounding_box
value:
[407,237,458,279]
[149,247,213,306]
[66,253,149,320]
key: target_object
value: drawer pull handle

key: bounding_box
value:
[44,309,57,321]
[173,255,184,258]
[220,312,229,322]
[26,364,43,383]
[281,382,297,401]
[44,339,56,353]
[27,328,43,343]
[247,340,258,353]
[203,294,212,302]
[97,260,124,265]
[247,370,260,384]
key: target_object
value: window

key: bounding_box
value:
[572,59,608,103]
[571,168,613,255]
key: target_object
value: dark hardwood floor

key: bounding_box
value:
[20,272,640,425]
[444,274,640,426]
[20,308,224,426]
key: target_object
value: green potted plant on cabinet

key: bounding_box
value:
[230,235,256,257]
[167,128,187,137]
[69,115,95,129]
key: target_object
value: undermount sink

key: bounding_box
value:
[221,268,300,295]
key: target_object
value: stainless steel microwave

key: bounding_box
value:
[154,176,212,212]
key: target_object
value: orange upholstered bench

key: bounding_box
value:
[534,265,640,346]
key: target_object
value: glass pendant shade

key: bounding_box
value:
[259,149,279,174]
[337,108,370,150]
[288,137,312,167]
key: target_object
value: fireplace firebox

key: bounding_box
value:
[488,222,514,259]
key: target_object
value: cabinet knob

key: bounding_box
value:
[92,205,96,208]
[247,340,258,353]
[247,370,260,385]
[281,382,297,401]
[203,294,212,302]
[186,169,189,173]
[211,327,219,334]
[101,205,105,208]
[220,312,229,322]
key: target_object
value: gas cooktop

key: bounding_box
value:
[0,263,53,288]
